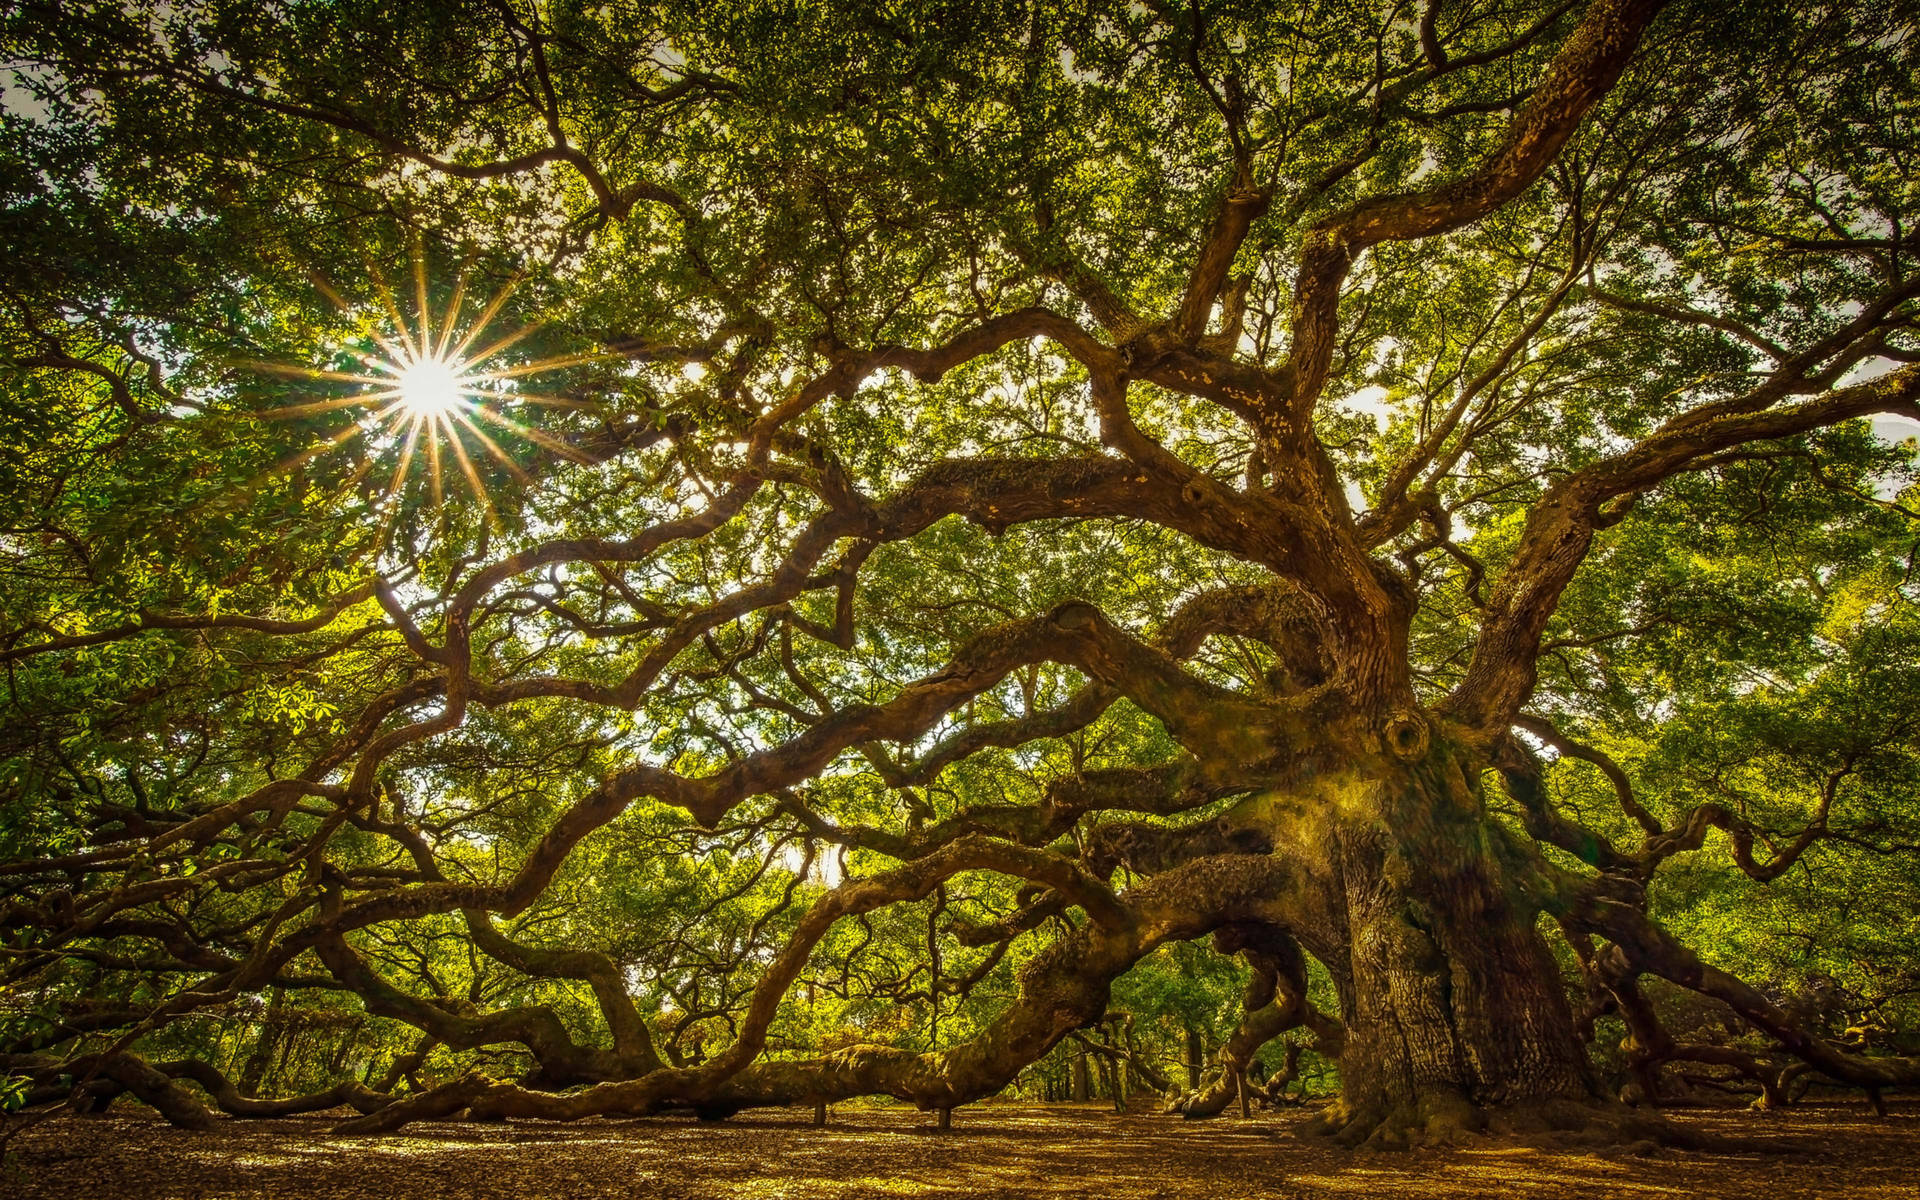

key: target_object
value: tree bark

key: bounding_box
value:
[1298,741,1600,1147]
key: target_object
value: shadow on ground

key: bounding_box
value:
[5,1098,1916,1199]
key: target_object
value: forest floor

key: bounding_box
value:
[3,1097,1916,1199]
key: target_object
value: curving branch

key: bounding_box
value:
[336,848,1310,1132]
[1285,0,1667,414]
[1449,360,1920,727]
[1568,890,1920,1096]
[1168,922,1343,1118]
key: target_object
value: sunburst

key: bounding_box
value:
[247,251,609,541]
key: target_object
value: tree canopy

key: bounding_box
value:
[2,0,1919,1147]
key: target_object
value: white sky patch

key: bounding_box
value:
[1870,414,1920,500]
[1336,384,1393,430]
[780,842,845,887]
[1872,413,1920,444]
[2,65,58,125]
[1837,357,1920,497]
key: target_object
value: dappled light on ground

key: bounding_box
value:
[7,1100,1916,1199]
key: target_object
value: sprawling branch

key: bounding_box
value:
[337,849,1309,1132]
[1286,0,1665,414]
[1571,895,1920,1095]
[1169,923,1342,1118]
[1450,362,1920,726]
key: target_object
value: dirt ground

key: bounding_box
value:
[4,1099,1916,1199]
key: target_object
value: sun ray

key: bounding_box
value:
[268,420,373,476]
[304,271,355,314]
[449,409,534,484]
[244,362,392,386]
[250,255,606,550]
[470,349,629,381]
[456,320,547,372]
[259,403,402,480]
[477,388,593,410]
[465,403,597,464]
[248,392,393,421]
[435,271,471,359]
[411,242,435,357]
[333,435,380,498]
[440,418,496,521]
[363,261,422,361]
[446,271,525,361]
[372,417,425,548]
[426,422,446,513]
[307,269,416,364]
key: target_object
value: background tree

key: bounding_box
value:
[2,0,1918,1149]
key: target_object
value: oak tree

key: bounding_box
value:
[3,0,1919,1148]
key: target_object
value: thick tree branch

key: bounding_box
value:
[1285,0,1664,414]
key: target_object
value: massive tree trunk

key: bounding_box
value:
[1278,738,1600,1147]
